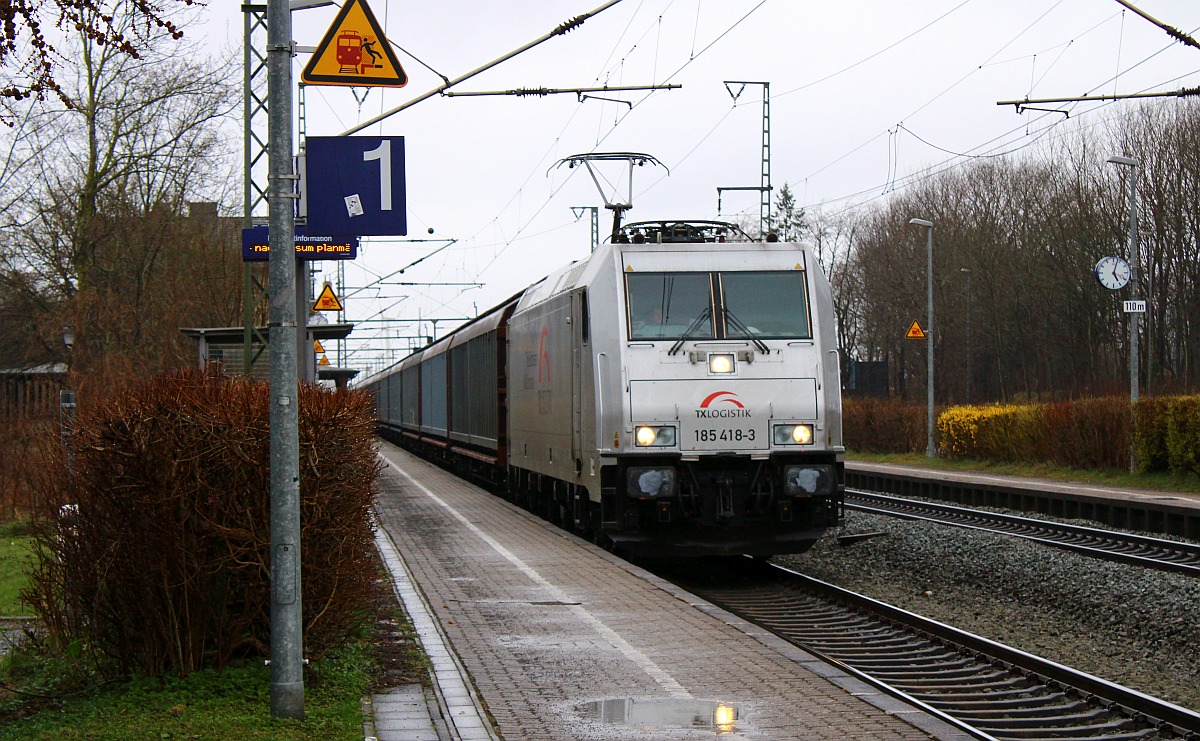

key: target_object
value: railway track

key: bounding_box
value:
[666,560,1200,741]
[846,490,1200,577]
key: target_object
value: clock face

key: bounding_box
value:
[1095,256,1131,290]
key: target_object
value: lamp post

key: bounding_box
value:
[960,268,972,404]
[60,325,76,483]
[1107,154,1139,472]
[909,218,935,458]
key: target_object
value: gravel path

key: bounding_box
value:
[774,510,1200,712]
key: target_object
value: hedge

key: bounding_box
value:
[847,394,1200,476]
[22,369,382,677]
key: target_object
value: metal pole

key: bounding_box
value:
[572,206,599,251]
[961,268,972,404]
[909,218,934,458]
[243,8,255,376]
[1127,170,1139,407]
[721,81,771,239]
[59,390,76,484]
[760,82,770,239]
[1109,155,1140,473]
[1127,164,1140,473]
[926,225,935,458]
[243,7,270,378]
[267,0,303,719]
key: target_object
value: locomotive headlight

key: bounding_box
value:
[773,423,814,445]
[635,425,677,447]
[708,352,736,374]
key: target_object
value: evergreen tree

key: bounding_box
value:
[772,182,806,242]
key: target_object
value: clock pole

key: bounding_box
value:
[1108,155,1139,472]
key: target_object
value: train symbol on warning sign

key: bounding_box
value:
[335,31,383,74]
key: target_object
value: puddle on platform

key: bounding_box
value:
[580,698,740,735]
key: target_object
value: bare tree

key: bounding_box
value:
[0,0,200,123]
[0,1,239,387]
[824,100,1200,403]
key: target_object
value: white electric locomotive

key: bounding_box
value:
[364,220,844,557]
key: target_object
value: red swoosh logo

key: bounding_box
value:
[700,391,743,408]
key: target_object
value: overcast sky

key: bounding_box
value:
[198,0,1200,372]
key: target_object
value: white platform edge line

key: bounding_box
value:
[372,506,500,741]
[380,447,693,700]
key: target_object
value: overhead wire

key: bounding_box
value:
[790,1,1122,212]
[1114,8,1126,97]
[773,0,976,101]
[361,1,1199,332]
[689,0,701,59]
[771,8,1200,220]
[806,62,1200,220]
[342,0,648,317]
[459,0,771,280]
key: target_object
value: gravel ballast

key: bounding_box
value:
[774,510,1200,712]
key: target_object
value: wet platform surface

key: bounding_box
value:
[372,441,972,740]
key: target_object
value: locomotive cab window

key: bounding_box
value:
[719,271,812,339]
[626,272,715,340]
[625,270,811,340]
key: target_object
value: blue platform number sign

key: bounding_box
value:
[305,135,407,237]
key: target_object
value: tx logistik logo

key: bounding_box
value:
[696,391,751,418]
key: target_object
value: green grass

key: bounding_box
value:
[847,451,1200,494]
[0,540,426,740]
[0,521,33,616]
[0,646,371,740]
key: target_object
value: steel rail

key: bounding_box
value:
[846,490,1200,577]
[670,560,1200,741]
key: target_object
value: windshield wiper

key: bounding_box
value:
[723,307,769,354]
[668,306,712,356]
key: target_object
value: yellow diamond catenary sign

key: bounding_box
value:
[301,0,408,88]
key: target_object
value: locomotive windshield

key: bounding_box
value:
[626,270,811,340]
[627,272,715,340]
[719,271,812,339]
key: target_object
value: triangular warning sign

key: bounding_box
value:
[313,282,344,312]
[318,355,331,366]
[314,339,326,354]
[905,320,926,340]
[301,0,408,88]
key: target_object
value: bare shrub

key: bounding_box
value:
[843,397,929,454]
[1042,398,1131,470]
[21,369,381,677]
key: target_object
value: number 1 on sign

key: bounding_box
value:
[363,140,392,211]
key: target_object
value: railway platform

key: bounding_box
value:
[366,441,972,740]
[847,459,1200,506]
[845,459,1200,538]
